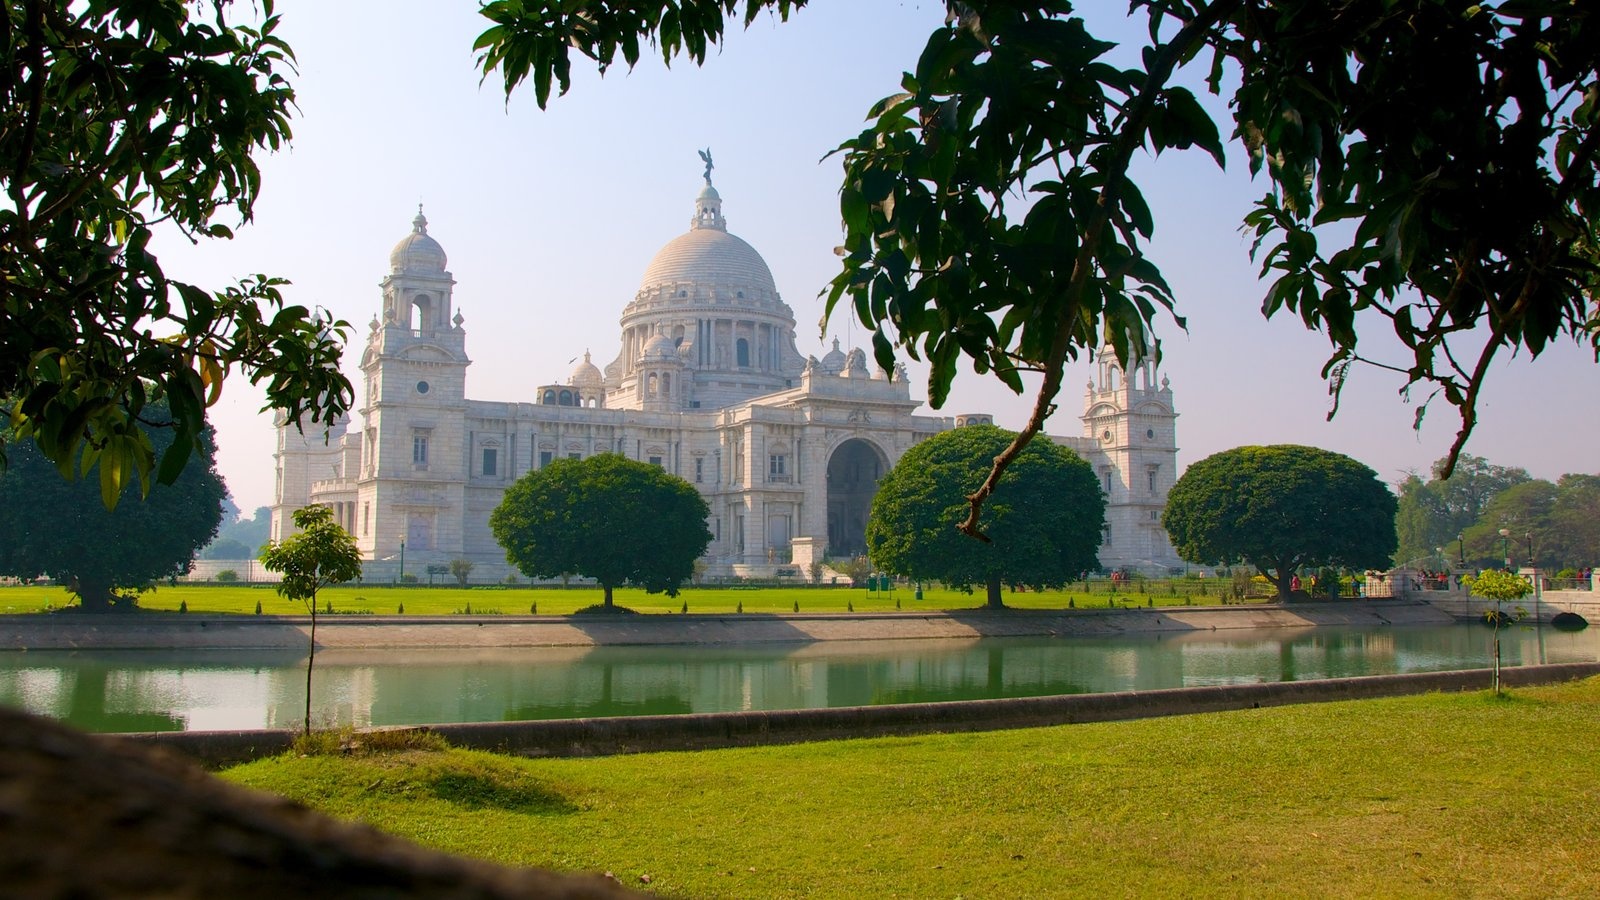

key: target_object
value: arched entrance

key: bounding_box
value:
[826,438,886,558]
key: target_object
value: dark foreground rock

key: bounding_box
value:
[0,707,636,899]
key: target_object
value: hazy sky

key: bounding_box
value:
[153,1,1599,516]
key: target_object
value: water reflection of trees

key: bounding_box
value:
[5,624,1596,732]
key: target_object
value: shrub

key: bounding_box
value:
[215,569,239,583]
[178,600,188,613]
[254,600,262,615]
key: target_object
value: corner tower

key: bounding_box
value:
[354,207,471,561]
[1083,347,1180,571]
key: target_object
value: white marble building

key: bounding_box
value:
[272,174,1186,579]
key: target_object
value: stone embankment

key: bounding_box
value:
[0,599,1457,651]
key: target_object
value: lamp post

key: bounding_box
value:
[1498,528,1511,569]
[1527,531,1542,638]
[399,538,406,584]
[1457,532,1465,568]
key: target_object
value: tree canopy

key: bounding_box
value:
[489,454,711,609]
[1460,475,1600,571]
[476,0,1600,532]
[866,424,1103,608]
[1395,454,1531,566]
[1,0,352,507]
[1395,455,1597,570]
[1163,444,1397,600]
[259,504,363,612]
[0,408,226,611]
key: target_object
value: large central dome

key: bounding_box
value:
[638,228,777,294]
[603,169,804,413]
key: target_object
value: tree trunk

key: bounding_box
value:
[72,578,114,613]
[304,603,317,737]
[603,583,614,609]
[1273,567,1292,603]
[985,572,1004,609]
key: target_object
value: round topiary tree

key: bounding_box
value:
[0,412,226,611]
[1163,444,1398,602]
[490,454,711,610]
[866,424,1104,609]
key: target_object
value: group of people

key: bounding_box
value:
[1413,569,1457,591]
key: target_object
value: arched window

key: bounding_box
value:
[647,373,658,396]
[559,390,573,406]
[736,338,750,368]
[662,373,671,396]
[542,389,556,405]
[411,294,433,331]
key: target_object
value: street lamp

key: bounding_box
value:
[1498,528,1511,570]
[399,538,406,584]
[1457,532,1465,568]
[1527,530,1542,636]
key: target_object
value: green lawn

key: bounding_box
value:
[0,581,1255,616]
[223,678,1600,898]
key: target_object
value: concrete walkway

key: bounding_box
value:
[0,599,1457,651]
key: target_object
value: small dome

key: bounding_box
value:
[819,337,847,375]
[569,350,603,389]
[390,206,447,273]
[640,331,678,361]
[697,183,721,203]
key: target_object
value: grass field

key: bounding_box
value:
[222,677,1600,898]
[0,580,1254,616]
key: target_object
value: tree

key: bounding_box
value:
[489,454,711,610]
[200,539,252,561]
[1548,474,1600,570]
[2,0,352,506]
[476,0,1600,533]
[1394,455,1531,566]
[0,409,225,611]
[1465,568,1533,696]
[1463,480,1557,568]
[259,504,362,735]
[866,424,1103,609]
[1163,445,1397,601]
[449,558,474,587]
[1461,475,1600,571]
[203,504,272,560]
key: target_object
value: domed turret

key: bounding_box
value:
[819,338,848,375]
[640,329,678,362]
[390,206,447,273]
[569,350,603,390]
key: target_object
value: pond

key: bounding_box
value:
[1,622,1595,733]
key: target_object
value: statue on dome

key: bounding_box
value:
[698,147,714,185]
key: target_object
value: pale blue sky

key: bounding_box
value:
[155,1,1599,515]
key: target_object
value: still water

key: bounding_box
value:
[2,623,1595,734]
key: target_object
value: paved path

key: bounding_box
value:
[0,600,1457,651]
